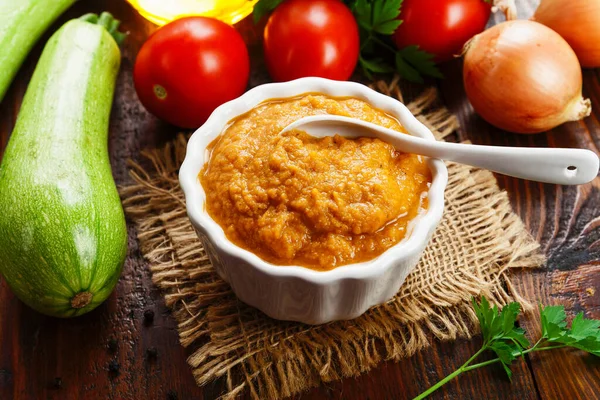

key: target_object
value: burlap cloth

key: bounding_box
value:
[120,78,545,399]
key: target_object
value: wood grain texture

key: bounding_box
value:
[0,0,597,399]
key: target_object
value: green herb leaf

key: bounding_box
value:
[501,302,522,335]
[352,0,373,31]
[540,305,568,340]
[488,340,522,381]
[352,0,403,34]
[359,57,395,80]
[569,312,600,341]
[371,0,403,34]
[489,341,519,365]
[551,312,600,355]
[472,297,520,343]
[253,0,284,23]
[395,53,423,84]
[500,361,513,381]
[360,57,395,73]
[398,46,444,79]
[540,306,600,355]
[473,296,494,342]
[504,327,530,349]
[572,337,600,356]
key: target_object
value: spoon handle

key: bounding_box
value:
[378,130,599,186]
[414,140,598,185]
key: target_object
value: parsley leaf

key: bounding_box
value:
[398,46,444,79]
[371,0,403,34]
[488,341,522,380]
[572,337,600,356]
[395,53,423,84]
[545,311,600,356]
[252,0,284,23]
[385,44,444,84]
[360,57,395,80]
[471,297,528,380]
[501,302,522,336]
[473,296,497,342]
[568,312,600,341]
[489,340,517,363]
[540,304,568,341]
[505,327,530,349]
[352,0,373,31]
[472,297,524,343]
[351,0,402,34]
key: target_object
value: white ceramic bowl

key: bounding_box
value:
[179,78,448,325]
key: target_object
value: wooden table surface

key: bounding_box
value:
[1,0,599,399]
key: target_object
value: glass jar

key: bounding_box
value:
[126,0,258,25]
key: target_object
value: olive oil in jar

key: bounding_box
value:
[126,0,258,25]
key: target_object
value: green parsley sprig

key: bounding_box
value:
[252,0,443,83]
[414,297,600,399]
[348,0,442,83]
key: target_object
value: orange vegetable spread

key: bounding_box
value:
[200,94,432,270]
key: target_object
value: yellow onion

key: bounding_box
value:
[463,20,591,134]
[533,0,600,68]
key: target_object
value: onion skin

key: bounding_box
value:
[463,20,591,134]
[533,0,600,68]
[493,0,517,20]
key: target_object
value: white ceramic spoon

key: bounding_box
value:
[281,115,600,185]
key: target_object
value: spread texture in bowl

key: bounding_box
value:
[200,94,432,270]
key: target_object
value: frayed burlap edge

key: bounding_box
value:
[120,77,545,400]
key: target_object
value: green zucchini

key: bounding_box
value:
[0,13,127,317]
[0,0,77,102]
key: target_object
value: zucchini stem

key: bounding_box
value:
[79,12,126,46]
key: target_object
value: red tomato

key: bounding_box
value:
[392,0,492,62]
[263,0,359,82]
[134,17,250,128]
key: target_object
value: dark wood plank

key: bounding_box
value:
[0,0,596,399]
